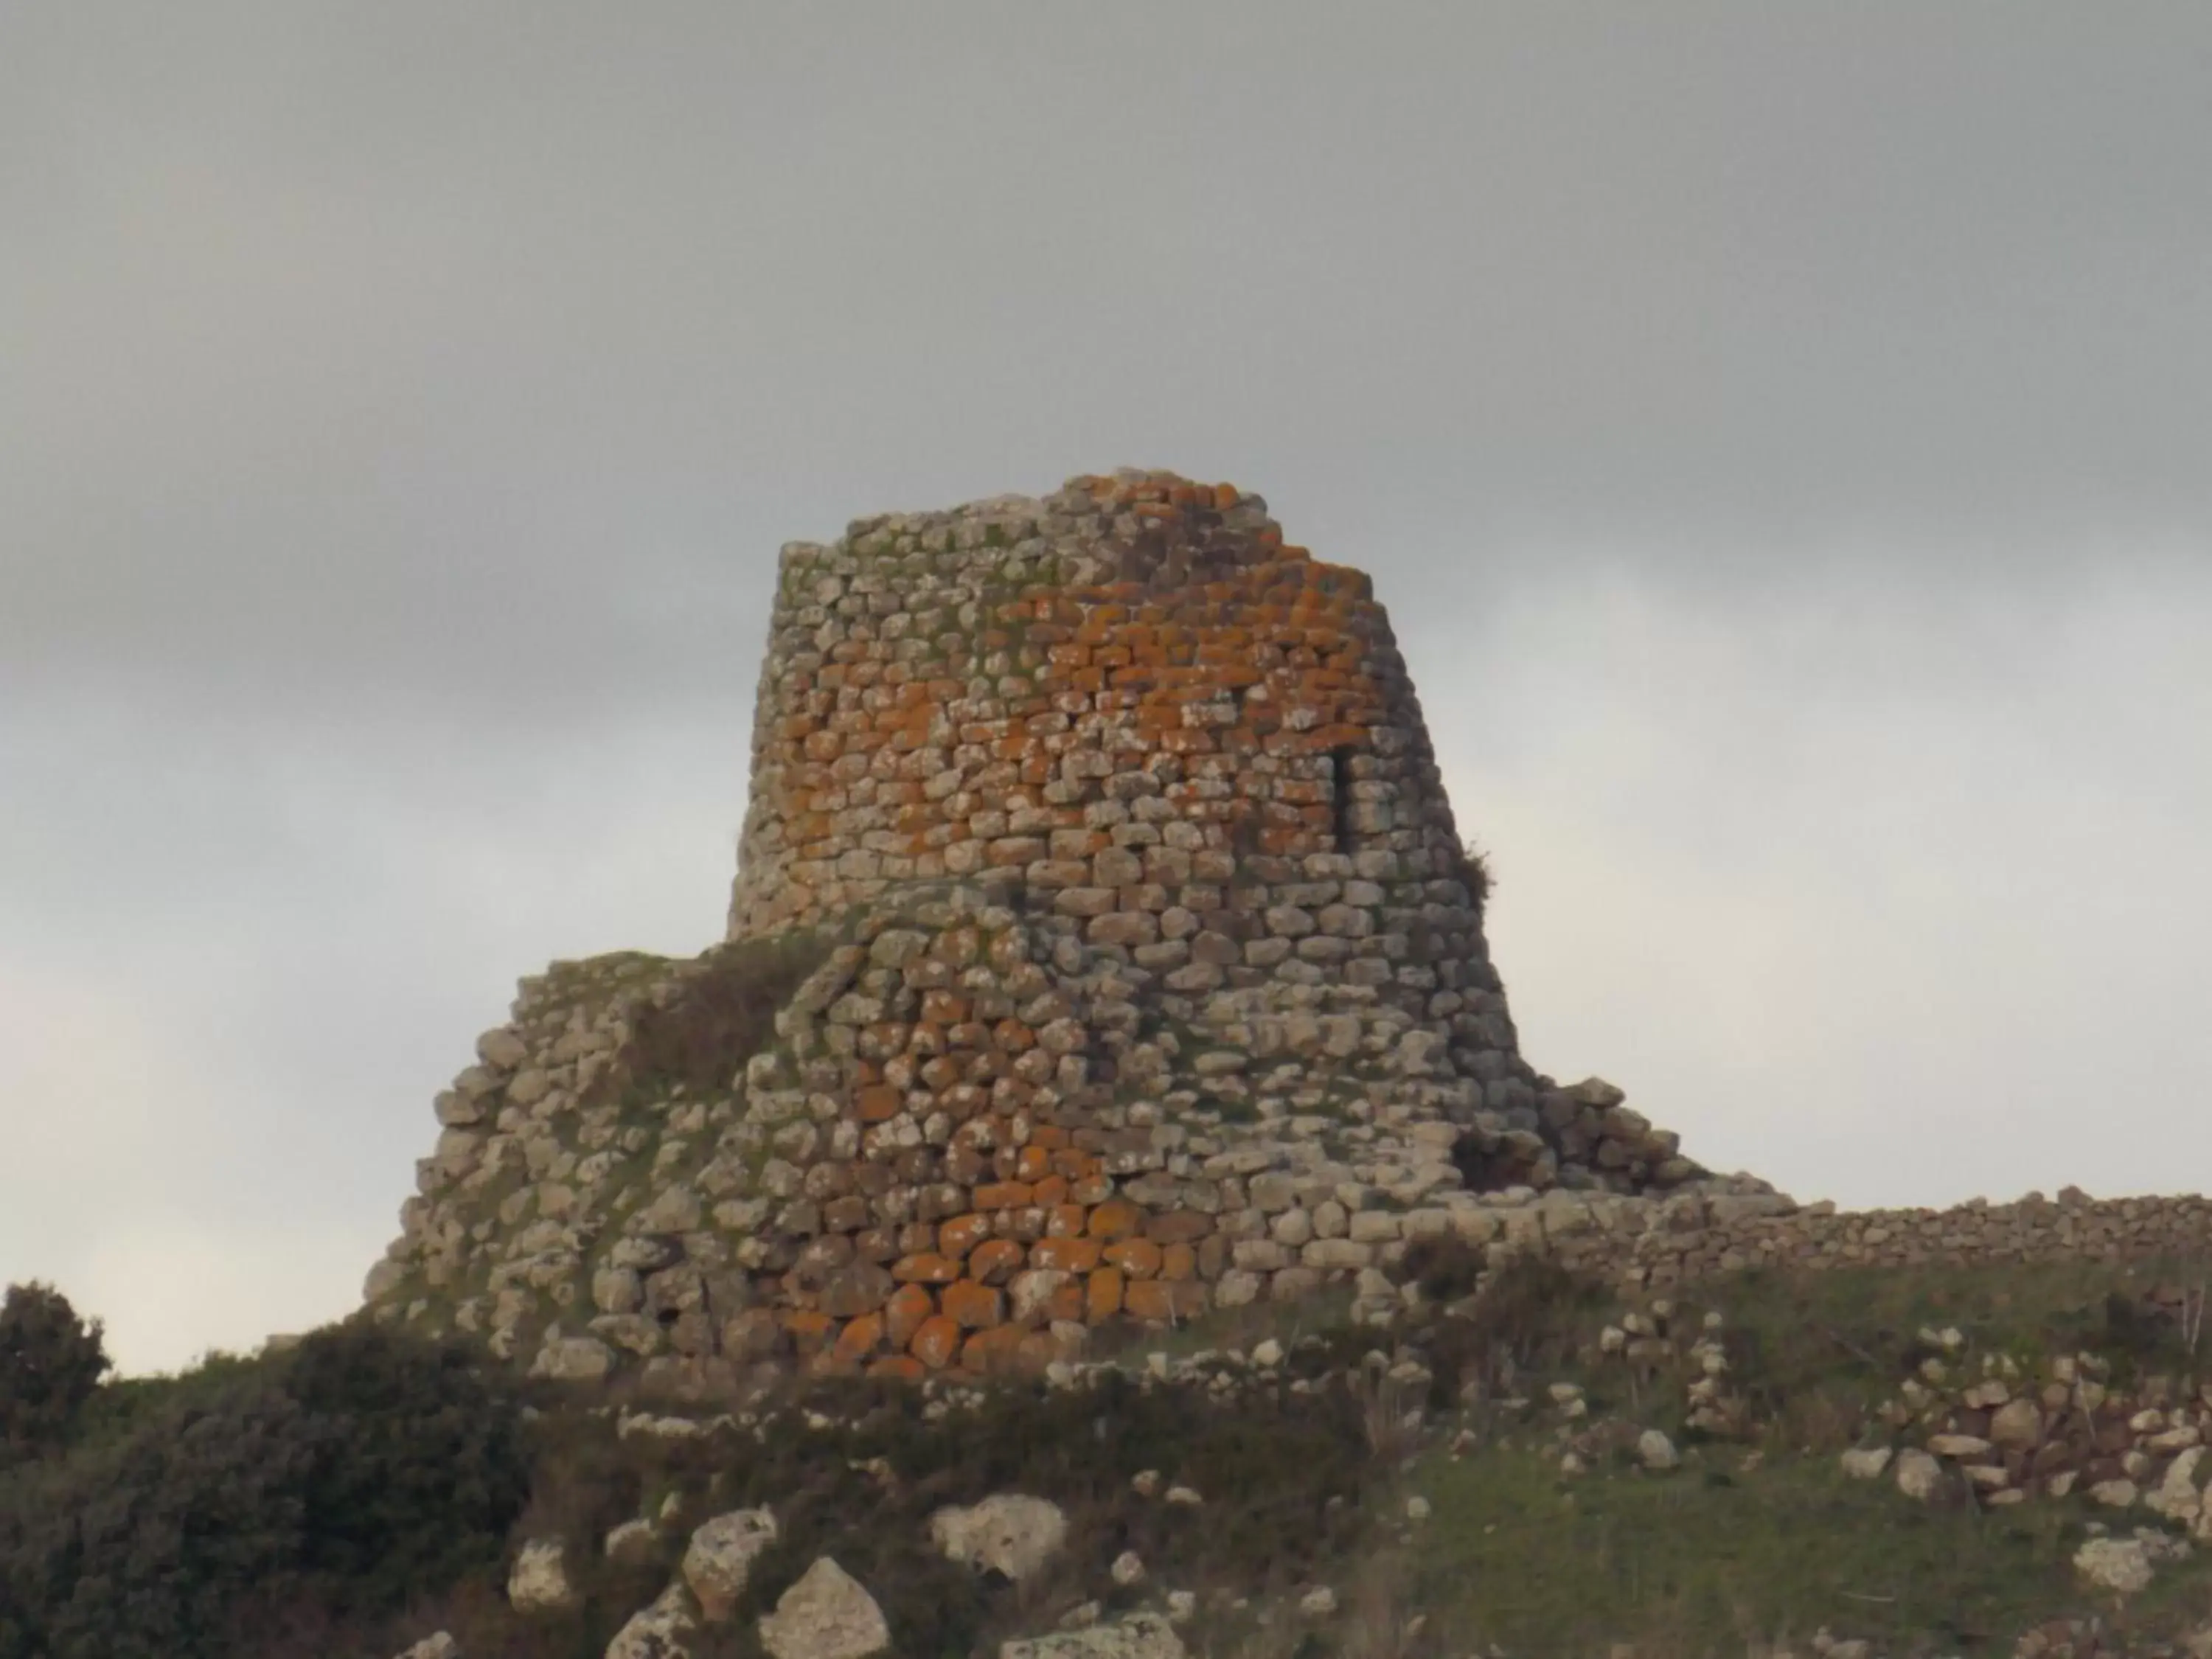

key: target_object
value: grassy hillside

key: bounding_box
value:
[11,1247,2212,1658]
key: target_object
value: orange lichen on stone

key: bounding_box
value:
[1104,1237,1164,1279]
[892,1252,961,1284]
[1123,1280,1208,1324]
[941,1279,1004,1329]
[937,1214,993,1259]
[832,1313,885,1363]
[967,1238,1026,1284]
[961,1325,1027,1374]
[1031,1236,1102,1274]
[1086,1200,1143,1240]
[855,1085,904,1124]
[909,1314,963,1369]
[884,1283,935,1351]
[1085,1267,1124,1322]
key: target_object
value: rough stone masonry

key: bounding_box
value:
[362,469,1766,1388]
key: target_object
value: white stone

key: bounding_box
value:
[1894,1449,1944,1501]
[1989,1397,2045,1450]
[2149,1447,2207,1521]
[1839,1446,1893,1481]
[930,1495,1070,1583]
[393,1635,461,1659]
[507,1538,580,1614]
[605,1517,658,1565]
[1298,1587,1338,1618]
[684,1507,779,1622]
[1927,1433,1994,1460]
[1110,1549,1146,1586]
[1637,1429,1680,1472]
[758,1557,891,1659]
[2074,1537,2154,1596]
[606,1582,701,1659]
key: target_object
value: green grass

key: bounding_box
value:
[1409,1444,2208,1656]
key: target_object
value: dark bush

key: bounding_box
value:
[0,1374,320,1659]
[0,1281,110,1466]
[276,1318,535,1619]
[1457,839,1494,918]
[0,1319,531,1659]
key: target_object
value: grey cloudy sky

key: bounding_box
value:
[5,2,2209,1377]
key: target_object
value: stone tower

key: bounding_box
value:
[362,471,1711,1388]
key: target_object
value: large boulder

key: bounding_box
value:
[607,1582,702,1659]
[757,1557,891,1659]
[683,1506,780,1622]
[928,1493,1070,1583]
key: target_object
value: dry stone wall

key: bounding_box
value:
[1543,1186,2212,1290]
[363,470,1742,1385]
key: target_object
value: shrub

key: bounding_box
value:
[0,1281,110,1467]
[0,1319,531,1659]
[0,1374,320,1659]
[1456,840,1493,918]
[276,1318,535,1620]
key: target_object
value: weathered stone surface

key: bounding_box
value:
[607,1582,701,1659]
[1894,1448,1945,1502]
[507,1537,580,1614]
[2074,1536,2154,1596]
[684,1507,779,1622]
[757,1557,891,1659]
[1839,1445,1893,1481]
[1636,1429,1680,1472]
[929,1494,1069,1583]
[1989,1397,2045,1450]
[392,1635,461,1659]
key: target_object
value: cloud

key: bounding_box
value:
[1445,550,2212,1208]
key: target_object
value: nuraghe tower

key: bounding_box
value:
[364,471,1733,1388]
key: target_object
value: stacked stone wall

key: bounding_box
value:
[1541,1189,2212,1292]
[731,473,1461,942]
[363,470,1733,1385]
